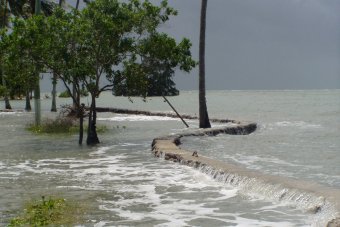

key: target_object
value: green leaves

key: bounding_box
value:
[1,0,196,100]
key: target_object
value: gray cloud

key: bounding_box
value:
[164,0,340,90]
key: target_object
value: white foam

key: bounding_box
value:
[275,121,322,129]
[97,114,180,122]
[89,146,114,156]
[0,145,318,226]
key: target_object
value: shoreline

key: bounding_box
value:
[3,107,340,225]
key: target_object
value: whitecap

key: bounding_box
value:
[97,114,180,122]
[275,121,322,129]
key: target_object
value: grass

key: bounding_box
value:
[8,196,83,226]
[27,117,108,134]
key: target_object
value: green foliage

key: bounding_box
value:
[0,84,6,97]
[58,89,89,98]
[2,0,196,144]
[27,117,77,134]
[8,196,80,227]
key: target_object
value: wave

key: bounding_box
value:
[97,114,181,122]
[274,121,322,129]
[195,164,339,226]
[152,123,340,226]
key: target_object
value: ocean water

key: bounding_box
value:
[0,90,339,226]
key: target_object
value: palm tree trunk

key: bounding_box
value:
[72,0,80,110]
[1,0,11,110]
[76,0,80,10]
[34,0,41,125]
[199,0,211,128]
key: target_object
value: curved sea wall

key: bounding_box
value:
[95,107,340,226]
[151,123,340,227]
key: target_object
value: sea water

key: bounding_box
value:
[0,90,339,226]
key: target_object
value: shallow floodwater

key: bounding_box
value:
[0,90,339,226]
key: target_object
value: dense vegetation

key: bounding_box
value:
[0,0,196,145]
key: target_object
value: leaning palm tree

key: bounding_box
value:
[199,0,211,128]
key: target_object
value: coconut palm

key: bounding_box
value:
[199,0,211,128]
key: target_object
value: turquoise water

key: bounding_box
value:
[0,90,339,226]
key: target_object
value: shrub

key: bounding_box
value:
[27,117,77,134]
[27,117,108,134]
[8,196,81,226]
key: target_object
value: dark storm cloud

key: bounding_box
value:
[164,0,340,90]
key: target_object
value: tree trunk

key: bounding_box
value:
[25,90,32,111]
[2,0,7,27]
[1,2,11,110]
[51,73,57,112]
[86,94,99,145]
[34,0,41,125]
[72,81,77,109]
[76,0,80,10]
[79,103,85,145]
[1,69,12,110]
[199,0,211,128]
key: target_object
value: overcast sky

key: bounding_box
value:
[43,0,340,91]
[159,0,340,90]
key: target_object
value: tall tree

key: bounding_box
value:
[50,0,63,112]
[3,0,196,145]
[33,0,41,125]
[1,0,12,109]
[198,0,211,128]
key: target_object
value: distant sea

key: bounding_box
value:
[0,90,339,226]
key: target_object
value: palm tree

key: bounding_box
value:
[199,0,211,128]
[50,0,64,112]
[1,0,12,109]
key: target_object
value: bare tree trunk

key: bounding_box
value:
[199,0,211,128]
[33,0,41,125]
[72,0,80,109]
[51,73,57,112]
[86,94,99,145]
[72,82,76,109]
[25,90,32,111]
[2,75,11,109]
[76,0,80,10]
[1,0,11,110]
[79,103,84,145]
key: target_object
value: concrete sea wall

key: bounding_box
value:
[150,122,340,227]
[96,107,340,226]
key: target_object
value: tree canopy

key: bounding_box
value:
[1,0,196,145]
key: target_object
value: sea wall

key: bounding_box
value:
[151,123,340,227]
[96,107,340,226]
